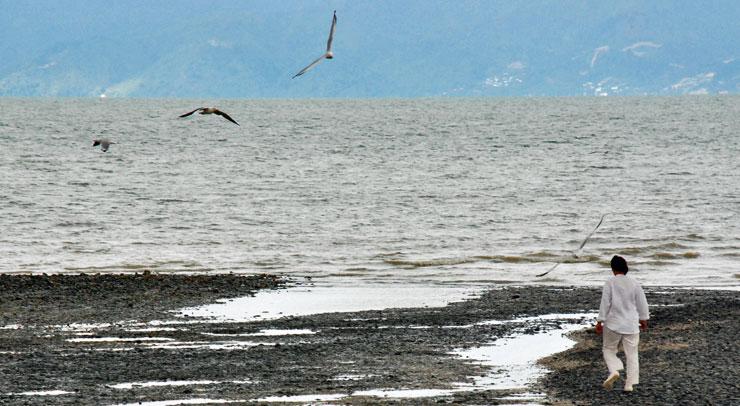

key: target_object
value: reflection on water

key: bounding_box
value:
[178,285,482,321]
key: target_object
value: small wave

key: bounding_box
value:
[372,252,404,259]
[253,260,286,267]
[61,246,110,254]
[618,242,691,255]
[155,198,192,204]
[64,260,207,272]
[596,259,612,267]
[529,251,560,258]
[383,252,601,268]
[476,255,538,264]
[384,257,478,268]
[643,260,678,267]
[55,221,98,228]
[499,253,601,264]
[475,251,563,262]
[115,263,150,270]
[588,165,624,170]
[650,252,700,260]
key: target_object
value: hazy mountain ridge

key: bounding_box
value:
[0,1,737,98]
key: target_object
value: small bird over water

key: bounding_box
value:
[292,10,337,78]
[179,107,240,126]
[92,139,115,152]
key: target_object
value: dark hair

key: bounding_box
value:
[610,255,628,274]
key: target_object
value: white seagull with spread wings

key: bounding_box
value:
[536,214,607,278]
[292,10,337,78]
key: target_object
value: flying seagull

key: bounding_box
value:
[292,10,337,78]
[92,139,115,152]
[179,107,240,126]
[536,214,607,278]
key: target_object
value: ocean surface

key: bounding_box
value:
[1,97,738,288]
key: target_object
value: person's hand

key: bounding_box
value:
[639,320,648,331]
[595,321,603,335]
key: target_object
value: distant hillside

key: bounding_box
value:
[0,0,737,98]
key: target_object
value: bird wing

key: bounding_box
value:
[535,263,560,278]
[576,214,607,252]
[215,110,240,126]
[326,10,337,52]
[535,214,607,278]
[292,54,326,78]
[92,140,101,147]
[179,108,203,118]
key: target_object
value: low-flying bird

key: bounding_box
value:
[536,214,607,278]
[292,10,337,78]
[179,107,239,126]
[92,139,115,152]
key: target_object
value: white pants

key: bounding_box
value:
[603,326,640,386]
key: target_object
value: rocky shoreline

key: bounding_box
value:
[0,274,737,405]
[0,273,284,326]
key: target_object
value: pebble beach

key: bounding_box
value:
[1,274,737,405]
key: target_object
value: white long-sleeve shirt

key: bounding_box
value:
[598,274,650,334]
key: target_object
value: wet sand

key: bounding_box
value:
[0,274,737,405]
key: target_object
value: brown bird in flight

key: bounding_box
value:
[92,138,115,152]
[292,10,337,78]
[179,107,239,126]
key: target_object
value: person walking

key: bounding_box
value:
[595,255,649,392]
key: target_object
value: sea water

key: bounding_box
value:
[0,96,738,288]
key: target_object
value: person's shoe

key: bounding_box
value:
[602,372,620,390]
[624,384,634,392]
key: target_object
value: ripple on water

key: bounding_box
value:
[0,98,738,289]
